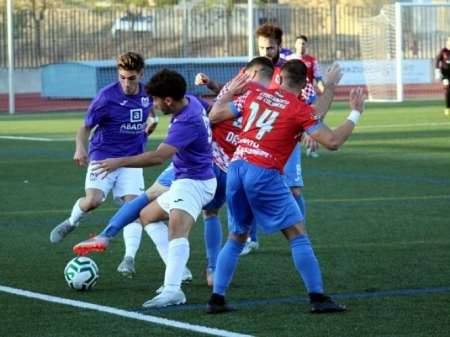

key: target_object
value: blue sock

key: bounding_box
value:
[249,219,258,242]
[294,193,306,226]
[290,234,323,294]
[204,216,222,270]
[213,238,245,296]
[101,193,150,237]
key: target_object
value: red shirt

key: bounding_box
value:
[212,81,265,172]
[286,54,323,84]
[232,87,323,173]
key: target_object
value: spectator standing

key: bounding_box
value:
[434,35,450,115]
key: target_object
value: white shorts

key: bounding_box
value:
[85,164,145,205]
[157,178,217,221]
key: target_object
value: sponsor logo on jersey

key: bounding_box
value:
[141,96,150,108]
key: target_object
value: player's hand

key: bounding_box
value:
[302,134,319,152]
[228,73,251,96]
[145,121,158,136]
[325,63,343,86]
[349,87,366,114]
[74,148,88,167]
[195,73,210,86]
[91,158,121,179]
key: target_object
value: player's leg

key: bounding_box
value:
[72,164,173,255]
[285,143,306,224]
[202,164,227,286]
[143,177,216,308]
[113,167,145,278]
[104,163,173,238]
[445,80,450,115]
[207,160,255,314]
[239,220,259,256]
[281,223,346,314]
[50,163,113,244]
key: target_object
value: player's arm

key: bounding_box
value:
[74,124,91,167]
[92,143,177,179]
[308,87,365,150]
[145,106,160,136]
[209,73,250,124]
[311,62,343,118]
[313,59,325,93]
[208,94,239,124]
[195,72,225,95]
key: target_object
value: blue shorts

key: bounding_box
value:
[203,164,227,210]
[156,162,175,187]
[156,161,227,210]
[226,160,303,235]
[284,143,303,187]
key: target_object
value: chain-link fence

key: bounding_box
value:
[0,5,390,68]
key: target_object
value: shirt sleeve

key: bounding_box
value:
[313,59,323,81]
[301,80,318,105]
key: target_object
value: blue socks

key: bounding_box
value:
[290,234,323,294]
[213,238,245,296]
[101,193,150,237]
[203,216,222,270]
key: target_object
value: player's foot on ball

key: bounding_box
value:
[73,235,110,256]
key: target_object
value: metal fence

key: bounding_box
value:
[0,4,448,69]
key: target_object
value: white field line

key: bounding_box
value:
[356,122,450,129]
[1,122,449,142]
[0,135,74,141]
[0,285,253,337]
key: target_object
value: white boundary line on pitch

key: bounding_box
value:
[0,135,74,141]
[357,122,450,129]
[0,285,253,337]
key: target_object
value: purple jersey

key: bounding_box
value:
[85,82,151,161]
[163,93,214,181]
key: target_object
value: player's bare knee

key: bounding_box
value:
[202,208,219,218]
[81,196,103,211]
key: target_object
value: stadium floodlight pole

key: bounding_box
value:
[7,0,15,115]
[247,0,254,61]
[182,0,188,58]
[395,2,403,103]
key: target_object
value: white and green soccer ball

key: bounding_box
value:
[64,256,99,291]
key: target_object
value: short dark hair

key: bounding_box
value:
[117,52,145,72]
[296,35,308,42]
[280,59,307,88]
[245,56,275,81]
[255,23,283,46]
[145,68,187,101]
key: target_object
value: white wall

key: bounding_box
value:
[0,68,41,94]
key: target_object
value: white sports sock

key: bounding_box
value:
[68,198,90,226]
[164,237,190,293]
[144,221,169,265]
[123,222,142,259]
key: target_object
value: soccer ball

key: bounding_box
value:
[64,256,99,291]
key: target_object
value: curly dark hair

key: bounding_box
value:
[255,23,283,46]
[145,68,187,101]
[116,52,145,72]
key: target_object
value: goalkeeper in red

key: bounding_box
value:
[205,59,366,314]
[435,35,450,115]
